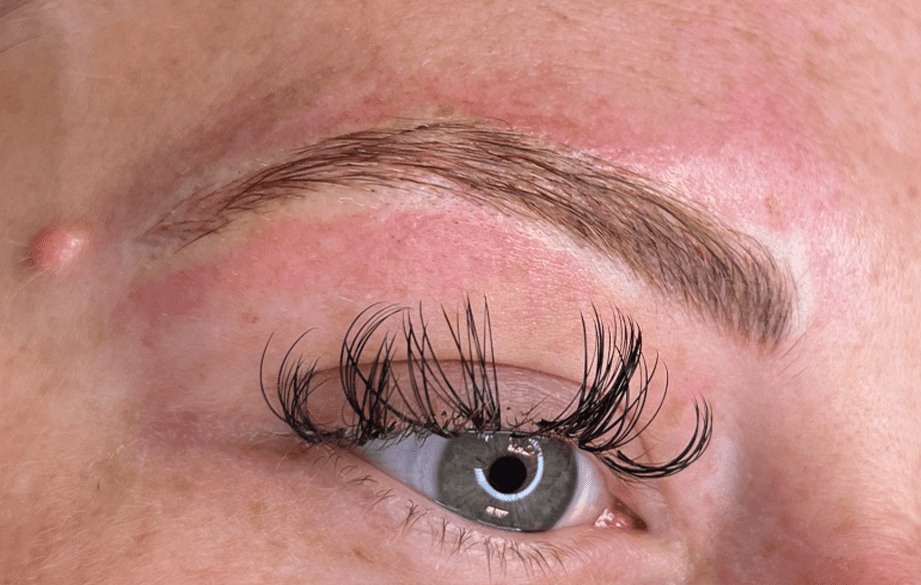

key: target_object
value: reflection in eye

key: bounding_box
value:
[364,431,605,532]
[260,299,711,534]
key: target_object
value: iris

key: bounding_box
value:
[436,432,577,531]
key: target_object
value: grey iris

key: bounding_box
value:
[436,432,578,532]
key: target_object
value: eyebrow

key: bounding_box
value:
[145,121,794,346]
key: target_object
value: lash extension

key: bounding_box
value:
[260,300,712,479]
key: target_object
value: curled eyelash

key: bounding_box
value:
[260,300,712,479]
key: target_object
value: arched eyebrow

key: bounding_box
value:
[145,121,794,347]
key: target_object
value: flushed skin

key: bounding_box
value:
[1,1,920,584]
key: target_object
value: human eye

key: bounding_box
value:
[260,300,711,541]
[363,432,609,532]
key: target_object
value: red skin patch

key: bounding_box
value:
[25,225,87,270]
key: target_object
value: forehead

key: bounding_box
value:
[37,0,919,186]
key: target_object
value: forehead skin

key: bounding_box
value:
[1,0,920,584]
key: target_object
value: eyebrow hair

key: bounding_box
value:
[146,121,794,346]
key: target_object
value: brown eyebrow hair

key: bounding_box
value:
[146,121,794,346]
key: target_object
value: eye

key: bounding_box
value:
[261,300,711,541]
[362,431,609,532]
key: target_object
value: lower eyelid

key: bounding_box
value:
[294,441,682,584]
[303,443,582,579]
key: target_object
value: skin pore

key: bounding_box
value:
[2,0,920,583]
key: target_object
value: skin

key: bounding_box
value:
[2,0,920,583]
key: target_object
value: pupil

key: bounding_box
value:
[486,455,528,494]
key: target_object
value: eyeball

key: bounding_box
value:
[362,431,609,532]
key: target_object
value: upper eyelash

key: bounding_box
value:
[260,299,712,480]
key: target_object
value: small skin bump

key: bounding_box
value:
[24,225,87,271]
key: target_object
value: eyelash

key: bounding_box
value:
[259,299,712,481]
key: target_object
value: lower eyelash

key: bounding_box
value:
[260,299,712,481]
[316,445,580,579]
[407,505,580,578]
[434,521,579,579]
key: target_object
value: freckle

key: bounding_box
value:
[351,546,373,565]
[762,192,786,224]
[248,501,268,531]
[25,225,87,270]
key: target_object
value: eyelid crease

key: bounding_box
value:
[147,120,794,346]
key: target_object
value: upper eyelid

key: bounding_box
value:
[144,120,794,346]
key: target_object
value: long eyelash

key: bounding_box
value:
[260,299,712,480]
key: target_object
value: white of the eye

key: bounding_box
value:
[361,434,448,498]
[553,449,606,527]
[472,438,544,502]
